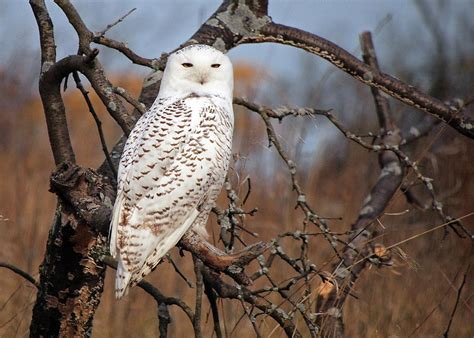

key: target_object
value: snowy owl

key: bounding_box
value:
[109,44,234,298]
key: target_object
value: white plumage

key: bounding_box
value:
[109,45,234,298]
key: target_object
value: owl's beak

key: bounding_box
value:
[198,73,208,85]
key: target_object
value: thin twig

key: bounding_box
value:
[113,86,146,114]
[204,278,223,338]
[96,7,136,37]
[166,254,194,288]
[235,97,343,259]
[193,257,204,338]
[72,71,117,178]
[443,266,469,338]
[0,262,39,288]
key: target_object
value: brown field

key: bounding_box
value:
[0,56,473,338]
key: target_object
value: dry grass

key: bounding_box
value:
[0,66,472,337]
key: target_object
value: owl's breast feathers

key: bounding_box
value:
[109,95,234,297]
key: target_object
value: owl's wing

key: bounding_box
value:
[110,97,223,298]
[109,97,194,257]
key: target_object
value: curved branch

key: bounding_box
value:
[93,35,158,69]
[54,0,93,54]
[54,0,137,135]
[0,262,39,288]
[31,0,75,165]
[241,22,474,139]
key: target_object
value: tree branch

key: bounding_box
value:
[31,0,75,165]
[443,266,469,338]
[315,31,404,337]
[93,35,159,69]
[72,71,117,179]
[241,22,474,139]
[96,7,136,37]
[201,266,301,337]
[0,262,39,288]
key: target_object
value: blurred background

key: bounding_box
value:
[0,0,473,337]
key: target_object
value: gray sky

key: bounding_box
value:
[1,0,472,173]
[0,0,448,77]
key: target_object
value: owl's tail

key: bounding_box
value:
[109,191,125,258]
[115,256,132,299]
[110,191,132,299]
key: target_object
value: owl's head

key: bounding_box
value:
[158,45,233,100]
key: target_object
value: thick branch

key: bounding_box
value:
[50,162,115,235]
[30,0,56,67]
[241,22,474,139]
[31,0,75,165]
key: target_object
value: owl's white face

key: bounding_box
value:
[158,45,233,101]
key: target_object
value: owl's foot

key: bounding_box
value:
[179,231,269,285]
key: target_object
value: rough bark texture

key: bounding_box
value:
[30,164,114,337]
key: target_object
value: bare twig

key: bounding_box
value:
[72,71,117,178]
[193,258,204,338]
[235,97,343,259]
[96,7,136,37]
[201,266,302,337]
[204,277,223,338]
[443,266,469,337]
[113,86,146,115]
[241,22,474,139]
[166,254,194,288]
[93,35,158,69]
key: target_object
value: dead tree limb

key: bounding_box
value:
[315,31,404,337]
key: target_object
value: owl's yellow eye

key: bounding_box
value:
[211,64,221,68]
[182,63,193,68]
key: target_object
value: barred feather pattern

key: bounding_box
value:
[109,94,233,298]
